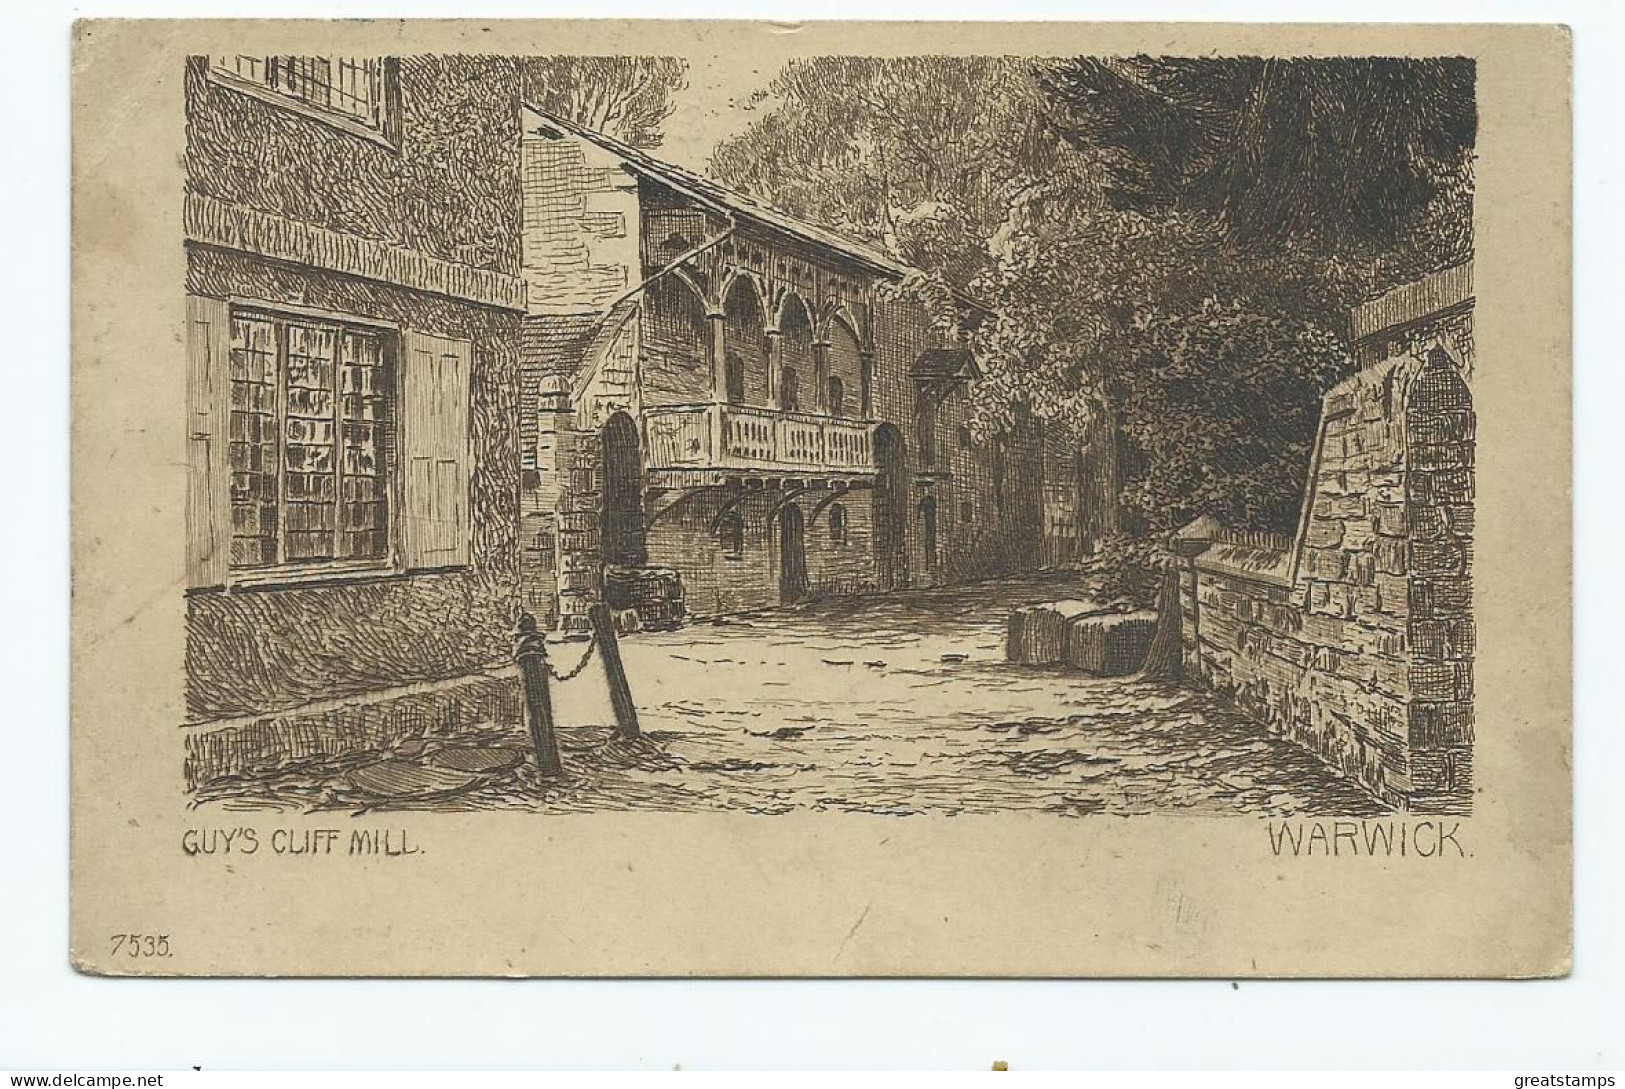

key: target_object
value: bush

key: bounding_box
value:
[1074,534,1174,611]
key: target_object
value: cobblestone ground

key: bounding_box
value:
[198,572,1388,816]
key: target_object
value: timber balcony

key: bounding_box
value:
[644,402,877,476]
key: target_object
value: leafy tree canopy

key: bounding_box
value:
[521,56,689,149]
[707,55,1475,533]
[710,56,1094,289]
[1037,56,1476,271]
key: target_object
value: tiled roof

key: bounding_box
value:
[521,312,598,376]
[522,106,907,279]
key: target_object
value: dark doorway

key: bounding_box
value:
[600,411,647,580]
[873,423,908,591]
[778,503,809,605]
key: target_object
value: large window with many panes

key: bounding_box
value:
[228,309,393,569]
[210,56,390,133]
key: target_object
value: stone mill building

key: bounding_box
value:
[516,109,1085,631]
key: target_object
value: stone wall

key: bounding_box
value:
[185,56,524,278]
[523,388,607,635]
[1178,337,1475,813]
[645,488,877,617]
[184,672,522,790]
[183,248,522,723]
[520,131,640,315]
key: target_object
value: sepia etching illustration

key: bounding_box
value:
[181,52,1477,819]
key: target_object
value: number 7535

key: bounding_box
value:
[109,933,171,958]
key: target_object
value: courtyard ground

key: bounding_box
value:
[195,572,1388,817]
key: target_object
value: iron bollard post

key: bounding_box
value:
[588,602,641,740]
[515,612,564,777]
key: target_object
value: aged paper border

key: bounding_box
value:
[70,19,1571,978]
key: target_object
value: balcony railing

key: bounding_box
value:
[644,403,876,474]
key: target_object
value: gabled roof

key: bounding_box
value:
[522,106,906,279]
[910,346,983,383]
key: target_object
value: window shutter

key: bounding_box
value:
[186,295,231,589]
[401,331,473,570]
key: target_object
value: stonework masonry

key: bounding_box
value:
[514,121,1088,628]
[1178,279,1475,813]
[521,134,640,315]
[646,488,877,617]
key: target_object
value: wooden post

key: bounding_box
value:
[1140,562,1184,680]
[515,612,564,777]
[588,602,640,739]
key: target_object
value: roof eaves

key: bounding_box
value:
[523,105,906,279]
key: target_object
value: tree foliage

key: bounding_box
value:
[710,56,1089,288]
[708,55,1476,534]
[520,56,689,148]
[1037,56,1476,271]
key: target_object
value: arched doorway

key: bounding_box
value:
[778,503,808,605]
[600,412,647,609]
[873,423,908,591]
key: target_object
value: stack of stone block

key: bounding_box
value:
[1006,599,1156,676]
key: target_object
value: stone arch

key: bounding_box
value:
[777,291,816,413]
[775,287,814,333]
[598,411,647,577]
[716,267,768,317]
[826,313,865,419]
[643,270,709,353]
[722,273,771,407]
[824,305,868,351]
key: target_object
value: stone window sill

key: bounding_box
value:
[190,560,411,595]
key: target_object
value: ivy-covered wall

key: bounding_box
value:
[185,55,523,276]
[183,54,526,722]
[184,250,523,722]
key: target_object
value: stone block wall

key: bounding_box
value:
[521,132,640,315]
[645,488,877,617]
[552,421,605,633]
[1179,340,1475,813]
[518,306,646,631]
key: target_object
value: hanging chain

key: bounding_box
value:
[547,631,598,683]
